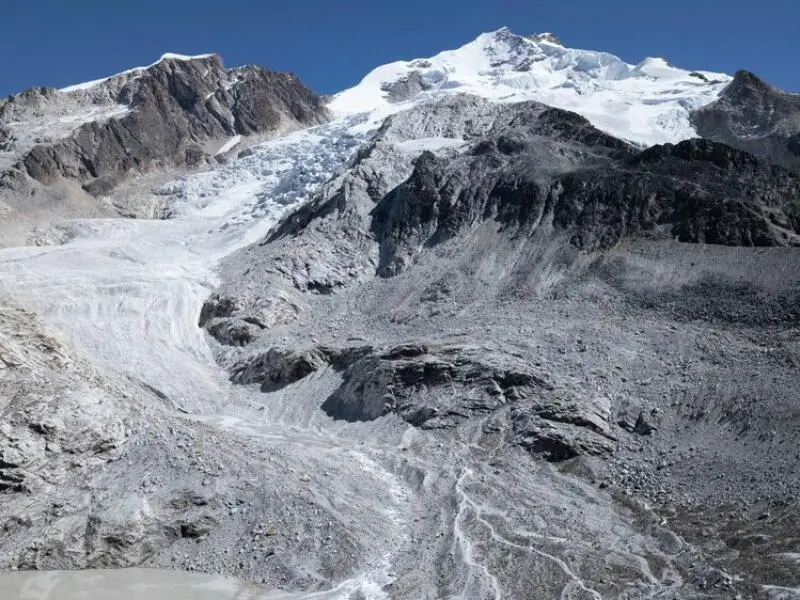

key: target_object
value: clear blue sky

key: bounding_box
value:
[1,0,796,97]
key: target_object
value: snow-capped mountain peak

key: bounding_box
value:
[329,27,732,146]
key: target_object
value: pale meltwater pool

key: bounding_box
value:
[0,569,254,600]
[0,568,373,600]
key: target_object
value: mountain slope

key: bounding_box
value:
[0,29,798,600]
[201,92,800,597]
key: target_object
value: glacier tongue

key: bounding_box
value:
[0,113,421,597]
[328,27,731,146]
[0,119,364,411]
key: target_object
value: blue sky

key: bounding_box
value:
[1,0,796,97]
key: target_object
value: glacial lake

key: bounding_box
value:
[0,568,379,599]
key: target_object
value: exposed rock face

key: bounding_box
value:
[321,342,620,461]
[230,346,335,391]
[224,339,616,459]
[0,55,330,196]
[373,118,800,279]
[512,401,617,461]
[692,70,800,173]
[382,71,434,103]
[529,32,563,46]
[323,342,549,427]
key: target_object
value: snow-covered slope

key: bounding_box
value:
[329,28,731,146]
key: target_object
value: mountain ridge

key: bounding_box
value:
[0,53,330,243]
[693,68,800,172]
[3,26,798,224]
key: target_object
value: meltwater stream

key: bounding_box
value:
[0,121,397,599]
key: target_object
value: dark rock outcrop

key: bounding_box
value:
[512,393,617,461]
[231,347,332,392]
[513,413,616,461]
[321,343,550,428]
[692,70,800,173]
[382,71,434,103]
[227,338,616,460]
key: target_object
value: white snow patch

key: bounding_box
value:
[159,52,215,62]
[763,584,800,599]
[775,553,800,564]
[395,137,465,153]
[215,135,242,156]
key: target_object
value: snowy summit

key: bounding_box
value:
[329,27,732,146]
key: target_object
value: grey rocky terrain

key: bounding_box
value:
[0,34,798,600]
